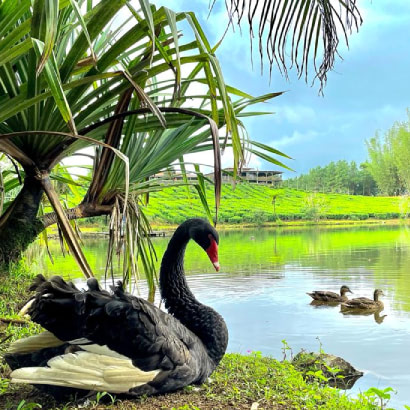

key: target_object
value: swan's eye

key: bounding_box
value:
[206,234,219,271]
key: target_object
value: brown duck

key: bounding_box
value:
[307,285,352,302]
[341,289,384,311]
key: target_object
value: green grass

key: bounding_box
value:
[143,184,404,225]
[0,263,42,346]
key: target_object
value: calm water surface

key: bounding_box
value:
[29,225,410,408]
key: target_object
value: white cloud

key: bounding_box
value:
[270,104,317,124]
[269,130,319,149]
[184,146,262,174]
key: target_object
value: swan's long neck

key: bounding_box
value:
[159,226,228,365]
[160,231,194,308]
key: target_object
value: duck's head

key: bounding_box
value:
[340,285,353,295]
[374,289,384,299]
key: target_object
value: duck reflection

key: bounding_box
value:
[340,308,387,324]
[309,300,340,308]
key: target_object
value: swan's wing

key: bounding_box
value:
[10,350,160,393]
[7,330,64,354]
[21,275,200,373]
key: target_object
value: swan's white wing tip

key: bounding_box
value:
[10,351,161,394]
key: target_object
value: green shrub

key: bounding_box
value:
[228,216,242,224]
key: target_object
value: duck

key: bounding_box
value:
[5,218,228,398]
[307,285,352,303]
[340,289,384,311]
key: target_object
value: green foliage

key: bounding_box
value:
[366,111,410,195]
[366,133,403,196]
[94,391,116,405]
[143,184,403,224]
[285,160,378,196]
[206,353,380,409]
[281,339,293,361]
[16,400,42,410]
[0,377,10,394]
[399,195,410,219]
[359,387,396,410]
[301,194,328,222]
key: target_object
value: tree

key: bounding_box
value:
[366,133,403,196]
[366,112,410,196]
[0,0,363,290]
[358,162,377,196]
[390,114,410,192]
[285,160,377,196]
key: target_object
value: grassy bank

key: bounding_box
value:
[0,267,394,409]
[143,185,406,225]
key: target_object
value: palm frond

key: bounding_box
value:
[222,0,362,91]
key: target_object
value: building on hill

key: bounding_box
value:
[150,170,198,182]
[152,168,283,185]
[207,168,283,185]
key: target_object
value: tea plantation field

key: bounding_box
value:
[143,184,405,224]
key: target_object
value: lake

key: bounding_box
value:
[28,224,410,408]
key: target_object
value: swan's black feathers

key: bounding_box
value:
[6,219,228,397]
[24,274,200,377]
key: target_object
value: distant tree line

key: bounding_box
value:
[283,160,377,195]
[284,111,410,196]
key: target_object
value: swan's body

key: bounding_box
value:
[5,219,228,398]
[307,285,352,302]
[340,289,384,311]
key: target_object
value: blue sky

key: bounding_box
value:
[149,0,410,179]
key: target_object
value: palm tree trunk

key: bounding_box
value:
[41,203,112,228]
[0,175,44,265]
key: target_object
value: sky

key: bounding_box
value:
[149,0,410,179]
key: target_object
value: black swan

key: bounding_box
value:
[5,218,228,398]
[340,289,384,311]
[307,285,353,303]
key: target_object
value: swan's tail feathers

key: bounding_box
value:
[25,275,116,343]
[24,275,99,341]
[7,331,64,354]
[10,351,161,394]
[29,274,79,295]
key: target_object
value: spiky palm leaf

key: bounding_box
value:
[222,0,362,91]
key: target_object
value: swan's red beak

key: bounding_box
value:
[206,236,220,271]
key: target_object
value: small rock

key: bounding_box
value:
[292,351,363,389]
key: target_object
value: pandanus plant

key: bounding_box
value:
[0,0,362,296]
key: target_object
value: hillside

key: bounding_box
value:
[143,184,405,225]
